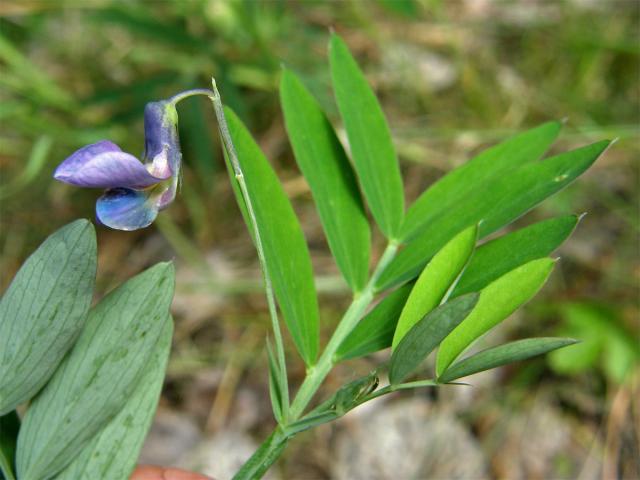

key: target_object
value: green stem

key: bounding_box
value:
[169,88,215,105]
[232,428,289,480]
[209,79,290,420]
[289,242,398,420]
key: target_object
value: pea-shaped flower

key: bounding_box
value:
[54,90,212,230]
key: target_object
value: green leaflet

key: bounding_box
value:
[56,317,174,480]
[389,293,479,385]
[438,337,578,383]
[329,33,404,238]
[0,219,96,415]
[452,215,580,297]
[436,258,555,376]
[392,225,477,349]
[377,140,610,291]
[16,262,175,480]
[0,411,19,480]
[335,282,414,361]
[280,69,370,292]
[224,107,320,365]
[266,339,285,425]
[400,121,562,241]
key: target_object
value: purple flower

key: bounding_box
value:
[54,100,181,230]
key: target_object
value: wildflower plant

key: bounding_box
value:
[0,34,611,479]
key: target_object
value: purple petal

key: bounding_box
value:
[144,101,181,176]
[54,140,171,189]
[95,187,160,231]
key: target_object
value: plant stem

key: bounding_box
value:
[289,242,398,420]
[232,429,289,480]
[209,79,290,420]
[169,88,215,105]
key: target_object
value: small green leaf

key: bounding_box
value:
[307,371,379,418]
[436,258,555,376]
[438,337,578,383]
[389,293,479,385]
[400,121,562,242]
[56,317,174,480]
[377,140,609,290]
[329,33,404,238]
[452,215,580,297]
[1,411,19,480]
[392,225,477,349]
[280,69,370,291]
[0,219,96,415]
[224,107,320,365]
[335,282,413,361]
[266,339,284,425]
[549,302,640,383]
[16,262,175,479]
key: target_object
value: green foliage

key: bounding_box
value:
[224,107,320,366]
[56,318,174,480]
[438,337,578,383]
[0,411,19,480]
[400,121,562,242]
[452,215,580,297]
[548,303,640,384]
[392,225,477,349]
[16,262,175,479]
[267,339,286,425]
[280,68,370,292]
[329,34,405,238]
[377,140,610,290]
[335,282,413,361]
[390,293,479,384]
[437,258,555,376]
[0,220,96,415]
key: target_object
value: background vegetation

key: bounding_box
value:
[1,1,638,478]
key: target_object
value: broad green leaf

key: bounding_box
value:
[16,262,175,480]
[400,121,562,241]
[335,282,413,361]
[56,317,173,480]
[329,33,404,238]
[377,140,609,290]
[389,293,479,384]
[436,258,555,376]
[438,337,578,383]
[392,225,477,349]
[280,69,370,291]
[1,411,19,480]
[224,107,319,365]
[0,219,96,415]
[452,215,580,297]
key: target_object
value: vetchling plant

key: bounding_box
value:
[0,33,611,479]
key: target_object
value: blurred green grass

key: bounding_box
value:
[0,0,638,477]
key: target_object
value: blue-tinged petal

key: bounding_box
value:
[96,187,160,231]
[54,141,171,189]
